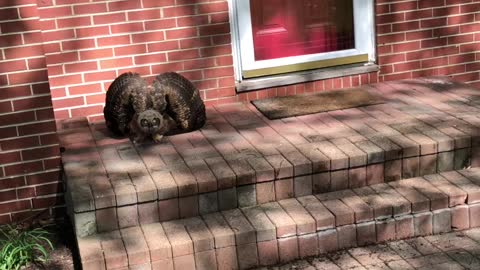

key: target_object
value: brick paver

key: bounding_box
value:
[76,169,480,269]
[253,228,480,270]
[62,78,480,269]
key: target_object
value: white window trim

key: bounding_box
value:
[228,0,376,81]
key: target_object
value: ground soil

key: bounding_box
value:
[21,220,79,270]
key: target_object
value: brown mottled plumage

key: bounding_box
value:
[103,72,206,143]
[153,72,206,135]
[103,72,172,143]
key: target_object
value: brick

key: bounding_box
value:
[441,171,480,204]
[330,169,349,191]
[96,207,118,232]
[405,133,438,155]
[247,157,275,182]
[367,163,385,185]
[257,240,279,266]
[121,227,150,266]
[353,186,392,219]
[112,180,137,206]
[388,240,421,260]
[312,172,330,193]
[376,219,396,242]
[371,183,411,216]
[261,201,296,238]
[332,138,367,167]
[402,177,448,211]
[282,151,312,176]
[151,171,178,200]
[297,146,330,173]
[199,192,218,215]
[222,209,256,245]
[420,153,437,175]
[275,178,294,200]
[389,135,420,158]
[242,206,276,242]
[389,181,430,213]
[337,224,357,249]
[317,229,338,254]
[152,259,174,270]
[237,185,256,207]
[163,220,193,257]
[236,242,258,269]
[278,198,316,235]
[469,203,480,228]
[225,158,256,186]
[423,174,467,207]
[256,182,275,204]
[356,221,376,246]
[454,148,471,170]
[74,211,96,237]
[117,205,139,229]
[437,151,455,172]
[349,166,368,190]
[203,212,235,248]
[355,140,385,164]
[395,215,414,240]
[298,233,318,258]
[179,195,198,219]
[78,236,105,270]
[173,254,195,270]
[217,187,237,211]
[70,186,94,213]
[433,208,452,234]
[101,234,128,269]
[297,195,335,231]
[204,157,236,189]
[141,223,172,262]
[318,198,354,226]
[403,156,420,179]
[264,154,293,179]
[451,205,469,230]
[315,141,348,170]
[414,212,433,236]
[370,136,403,160]
[195,250,217,270]
[294,175,312,197]
[183,217,214,253]
[216,246,238,270]
[278,236,299,263]
[171,166,198,197]
[159,198,179,222]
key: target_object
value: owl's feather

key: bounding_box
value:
[153,72,206,134]
[103,72,149,136]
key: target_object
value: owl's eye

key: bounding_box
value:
[140,119,148,127]
[152,118,160,126]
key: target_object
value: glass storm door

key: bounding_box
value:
[250,0,354,61]
[232,0,375,79]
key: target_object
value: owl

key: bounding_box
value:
[152,72,206,135]
[103,72,174,143]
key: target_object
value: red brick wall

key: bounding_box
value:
[0,0,62,224]
[33,0,479,122]
[376,0,480,83]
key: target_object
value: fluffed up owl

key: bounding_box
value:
[103,72,206,143]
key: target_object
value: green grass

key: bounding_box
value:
[0,225,53,270]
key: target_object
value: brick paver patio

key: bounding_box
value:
[58,77,480,269]
[256,227,480,269]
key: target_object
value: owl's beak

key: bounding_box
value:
[153,134,163,143]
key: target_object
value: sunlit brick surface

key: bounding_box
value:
[63,78,480,268]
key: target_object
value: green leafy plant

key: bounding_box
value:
[0,225,53,270]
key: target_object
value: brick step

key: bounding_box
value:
[60,79,480,236]
[77,168,480,270]
[60,120,477,237]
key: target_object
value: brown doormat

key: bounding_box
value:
[251,87,384,120]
